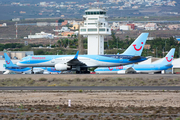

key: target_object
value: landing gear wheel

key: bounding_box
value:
[31,67,34,74]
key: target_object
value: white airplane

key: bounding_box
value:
[17,33,149,74]
[95,48,175,74]
[4,53,60,74]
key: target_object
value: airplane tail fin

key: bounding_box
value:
[121,33,149,56]
[155,48,175,65]
[4,53,17,67]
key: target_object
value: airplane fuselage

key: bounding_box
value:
[95,64,173,74]
[17,55,147,68]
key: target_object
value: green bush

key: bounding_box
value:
[28,80,35,85]
[39,78,47,81]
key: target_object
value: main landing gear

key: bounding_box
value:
[76,68,90,74]
[31,67,34,74]
[76,71,90,74]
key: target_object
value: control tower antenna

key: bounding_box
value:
[97,0,99,8]
[56,20,59,37]
[78,24,84,55]
[16,22,17,39]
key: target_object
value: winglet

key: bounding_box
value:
[74,51,79,59]
[4,53,17,67]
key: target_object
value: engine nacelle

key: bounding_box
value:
[55,64,71,71]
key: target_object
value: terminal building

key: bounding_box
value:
[80,8,111,55]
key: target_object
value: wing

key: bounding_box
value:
[67,51,86,66]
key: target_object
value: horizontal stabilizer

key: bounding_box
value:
[129,56,140,61]
[165,64,173,67]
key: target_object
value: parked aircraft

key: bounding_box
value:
[3,53,60,74]
[17,33,149,73]
[95,48,175,74]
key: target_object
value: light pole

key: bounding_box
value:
[179,47,180,58]
[156,47,158,58]
[163,47,164,57]
[165,40,167,53]
[117,39,118,49]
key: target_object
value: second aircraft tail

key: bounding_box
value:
[4,53,17,67]
[154,48,175,65]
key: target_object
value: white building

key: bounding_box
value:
[120,25,130,30]
[0,23,7,27]
[28,31,54,39]
[53,27,70,32]
[145,23,158,30]
[37,22,48,27]
[172,58,180,74]
[80,8,111,55]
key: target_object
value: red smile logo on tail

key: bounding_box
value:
[6,61,10,64]
[166,55,173,62]
[108,67,113,71]
[133,42,143,51]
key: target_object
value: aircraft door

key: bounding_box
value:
[27,57,30,63]
[51,57,55,63]
[119,57,123,63]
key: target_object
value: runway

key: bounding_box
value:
[0,86,180,91]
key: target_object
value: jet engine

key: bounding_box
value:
[55,64,72,71]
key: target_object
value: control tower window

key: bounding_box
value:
[88,23,97,25]
[86,11,106,15]
[88,18,98,20]
[81,29,86,32]
[100,11,103,15]
[99,28,105,31]
[88,28,97,32]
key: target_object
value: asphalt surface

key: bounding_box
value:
[0,86,180,91]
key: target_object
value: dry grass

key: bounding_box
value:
[0,76,180,86]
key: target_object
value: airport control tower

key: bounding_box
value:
[80,8,111,55]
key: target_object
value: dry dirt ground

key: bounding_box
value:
[0,74,180,119]
[0,91,180,119]
[0,91,180,107]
